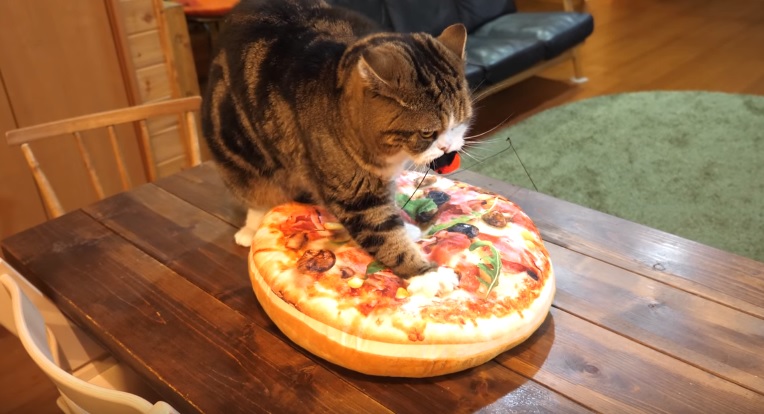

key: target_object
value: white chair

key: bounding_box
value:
[0,260,178,414]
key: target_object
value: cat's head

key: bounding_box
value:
[342,24,473,172]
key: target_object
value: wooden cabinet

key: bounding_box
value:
[0,0,200,240]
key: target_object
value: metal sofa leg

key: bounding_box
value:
[570,47,589,84]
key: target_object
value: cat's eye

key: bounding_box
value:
[420,130,437,139]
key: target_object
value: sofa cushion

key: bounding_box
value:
[465,36,545,84]
[473,12,594,58]
[385,0,461,34]
[327,0,394,30]
[464,63,487,90]
[455,0,517,32]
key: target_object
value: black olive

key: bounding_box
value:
[447,223,479,238]
[416,210,437,223]
[426,190,451,206]
[527,269,539,281]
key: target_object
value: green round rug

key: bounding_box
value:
[465,91,764,262]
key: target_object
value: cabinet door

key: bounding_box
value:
[0,0,143,237]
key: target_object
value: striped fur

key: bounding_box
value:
[201,0,472,277]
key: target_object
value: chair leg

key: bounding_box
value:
[570,47,589,84]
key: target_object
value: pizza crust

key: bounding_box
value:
[249,248,555,377]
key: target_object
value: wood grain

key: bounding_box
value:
[153,161,245,226]
[81,182,588,413]
[1,211,391,414]
[499,309,764,413]
[547,244,764,394]
[119,0,158,35]
[127,30,165,68]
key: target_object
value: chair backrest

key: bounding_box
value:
[0,272,179,414]
[5,96,202,219]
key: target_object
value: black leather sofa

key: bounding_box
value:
[329,0,594,97]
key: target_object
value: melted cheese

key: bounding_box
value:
[406,267,459,298]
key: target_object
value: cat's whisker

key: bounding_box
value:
[459,149,482,163]
[469,79,486,97]
[464,114,515,141]
[462,137,506,151]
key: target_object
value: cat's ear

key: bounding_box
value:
[358,45,404,87]
[437,23,467,60]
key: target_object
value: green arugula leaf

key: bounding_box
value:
[395,193,437,221]
[366,260,386,275]
[469,240,502,297]
[427,211,482,235]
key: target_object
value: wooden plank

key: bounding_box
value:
[547,243,764,394]
[155,155,187,178]
[150,124,183,163]
[81,182,590,413]
[83,184,256,317]
[146,113,178,136]
[135,63,172,103]
[498,308,764,412]
[164,1,201,98]
[451,170,764,319]
[153,161,245,226]
[119,0,158,35]
[1,211,392,414]
[127,30,164,68]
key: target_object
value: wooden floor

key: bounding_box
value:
[2,0,763,412]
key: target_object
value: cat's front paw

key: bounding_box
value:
[391,254,437,278]
[404,222,423,241]
[235,208,266,247]
[234,226,257,247]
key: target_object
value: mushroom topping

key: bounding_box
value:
[297,249,336,273]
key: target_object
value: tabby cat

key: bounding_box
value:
[201,0,473,277]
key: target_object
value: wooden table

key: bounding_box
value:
[2,163,763,413]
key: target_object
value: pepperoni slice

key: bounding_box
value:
[424,231,471,266]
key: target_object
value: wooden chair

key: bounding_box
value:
[0,259,178,413]
[5,96,203,219]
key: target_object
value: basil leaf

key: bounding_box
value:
[366,260,386,275]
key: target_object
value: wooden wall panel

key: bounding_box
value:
[135,63,173,103]
[118,0,205,177]
[0,75,47,238]
[0,0,146,238]
[128,30,165,68]
[151,125,183,163]
[120,0,159,35]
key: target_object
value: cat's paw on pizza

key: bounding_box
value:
[404,222,423,241]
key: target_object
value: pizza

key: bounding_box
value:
[248,171,554,377]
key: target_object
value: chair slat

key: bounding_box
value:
[5,96,202,145]
[73,132,105,200]
[107,125,132,191]
[20,144,64,218]
[185,111,202,167]
[138,120,157,182]
[5,96,203,220]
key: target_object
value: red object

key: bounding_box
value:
[431,152,461,175]
[172,0,238,17]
